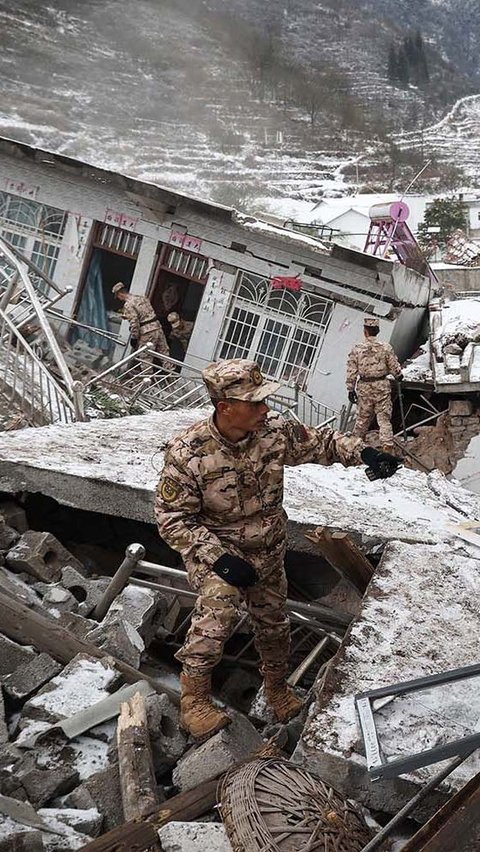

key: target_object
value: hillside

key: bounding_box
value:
[0,0,478,211]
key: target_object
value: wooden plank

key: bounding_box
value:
[0,590,179,705]
[80,738,283,852]
[117,692,161,821]
[307,527,374,594]
[401,770,480,852]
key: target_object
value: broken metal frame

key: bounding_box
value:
[355,662,480,781]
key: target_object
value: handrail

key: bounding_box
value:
[1,237,68,297]
[0,237,75,394]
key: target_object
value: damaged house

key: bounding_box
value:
[0,136,430,421]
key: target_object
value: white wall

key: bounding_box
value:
[185,267,236,370]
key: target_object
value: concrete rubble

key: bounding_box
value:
[1,413,480,848]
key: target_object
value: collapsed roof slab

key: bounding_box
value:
[293,538,480,818]
[0,411,478,553]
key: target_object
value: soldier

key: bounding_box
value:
[167,311,194,355]
[346,318,403,454]
[112,282,170,369]
[155,358,400,742]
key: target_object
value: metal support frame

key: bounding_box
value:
[356,662,480,781]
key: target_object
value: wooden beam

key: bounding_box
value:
[401,770,480,852]
[117,692,161,822]
[0,591,179,704]
[80,738,283,852]
[307,527,374,594]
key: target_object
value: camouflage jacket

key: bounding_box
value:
[155,413,363,569]
[171,320,194,350]
[122,295,160,339]
[346,338,402,391]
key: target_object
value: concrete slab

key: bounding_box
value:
[293,539,480,818]
[158,822,233,852]
[0,412,479,551]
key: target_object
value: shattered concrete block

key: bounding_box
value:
[158,822,233,852]
[0,822,44,852]
[59,567,109,617]
[145,693,187,773]
[86,618,144,668]
[69,735,111,782]
[0,566,42,607]
[56,612,96,640]
[21,654,120,725]
[41,586,79,615]
[6,532,85,583]
[2,653,63,701]
[64,763,123,831]
[449,399,473,417]
[248,684,276,726]
[104,585,168,645]
[0,635,36,679]
[0,744,26,798]
[0,501,28,533]
[0,516,20,551]
[19,763,80,809]
[37,807,103,838]
[172,712,263,792]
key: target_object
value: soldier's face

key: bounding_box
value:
[223,399,270,432]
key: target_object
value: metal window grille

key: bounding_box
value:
[216,271,332,385]
[95,224,142,258]
[162,245,208,282]
[0,191,67,279]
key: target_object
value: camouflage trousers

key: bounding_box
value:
[138,328,171,372]
[176,553,290,677]
[353,380,393,445]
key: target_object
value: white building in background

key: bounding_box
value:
[0,137,431,416]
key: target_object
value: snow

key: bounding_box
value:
[233,211,330,254]
[401,346,433,384]
[27,658,117,720]
[69,736,110,781]
[439,298,480,340]
[302,538,480,792]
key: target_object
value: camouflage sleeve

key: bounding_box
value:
[282,419,364,468]
[122,300,140,338]
[155,448,225,567]
[346,345,359,391]
[386,344,402,377]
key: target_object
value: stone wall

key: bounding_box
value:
[406,399,480,474]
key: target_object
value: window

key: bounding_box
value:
[216,271,332,386]
[0,191,67,280]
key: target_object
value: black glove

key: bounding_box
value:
[361,447,401,481]
[396,372,403,382]
[348,390,358,404]
[130,337,138,351]
[212,553,257,587]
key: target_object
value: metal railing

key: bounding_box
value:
[0,309,78,424]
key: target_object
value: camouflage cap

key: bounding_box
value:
[112,281,126,295]
[202,359,281,402]
[167,312,181,327]
[364,317,380,328]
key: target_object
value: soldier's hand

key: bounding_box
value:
[212,553,257,587]
[361,447,401,480]
[348,390,358,404]
[130,337,138,351]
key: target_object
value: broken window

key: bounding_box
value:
[216,271,332,386]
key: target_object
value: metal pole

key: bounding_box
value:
[288,636,329,687]
[396,380,408,442]
[94,543,146,621]
[360,749,477,852]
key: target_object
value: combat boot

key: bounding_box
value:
[180,672,231,742]
[263,669,304,723]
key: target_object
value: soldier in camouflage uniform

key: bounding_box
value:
[346,317,403,453]
[112,282,170,370]
[155,358,400,741]
[167,312,194,355]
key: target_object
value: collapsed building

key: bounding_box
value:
[0,412,479,849]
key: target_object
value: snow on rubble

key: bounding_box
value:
[0,410,479,546]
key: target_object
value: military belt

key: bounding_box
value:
[139,317,158,327]
[358,374,388,382]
